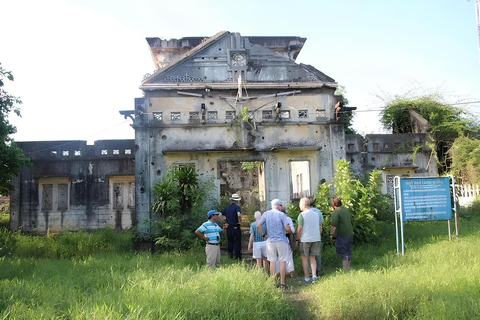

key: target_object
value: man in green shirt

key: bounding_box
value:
[329,197,353,271]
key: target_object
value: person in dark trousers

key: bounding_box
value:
[222,193,242,259]
[330,197,354,271]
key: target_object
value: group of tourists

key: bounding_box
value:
[195,193,354,288]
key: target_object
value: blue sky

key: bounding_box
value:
[2,0,479,142]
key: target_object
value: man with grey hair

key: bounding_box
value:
[296,197,322,283]
[257,199,292,289]
[248,211,268,272]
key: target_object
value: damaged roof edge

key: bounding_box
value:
[140,82,338,91]
[142,31,230,84]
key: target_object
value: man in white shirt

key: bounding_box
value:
[296,197,322,283]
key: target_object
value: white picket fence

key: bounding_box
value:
[458,184,480,206]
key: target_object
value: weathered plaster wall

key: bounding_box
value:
[133,86,344,224]
[345,133,438,195]
[10,140,136,234]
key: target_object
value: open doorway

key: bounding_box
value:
[290,160,311,199]
[218,160,266,215]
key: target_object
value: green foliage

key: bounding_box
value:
[380,93,480,174]
[0,252,296,319]
[315,160,392,243]
[241,106,250,122]
[458,195,480,220]
[148,165,218,251]
[0,217,479,319]
[285,201,300,225]
[0,227,133,259]
[449,136,480,185]
[240,161,262,173]
[340,95,356,134]
[0,64,30,194]
[309,219,480,319]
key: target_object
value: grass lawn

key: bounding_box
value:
[0,211,479,319]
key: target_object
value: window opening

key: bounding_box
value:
[290,161,311,199]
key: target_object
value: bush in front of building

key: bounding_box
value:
[314,159,392,243]
[146,165,218,252]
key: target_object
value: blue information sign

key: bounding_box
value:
[400,177,452,221]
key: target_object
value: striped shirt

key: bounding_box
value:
[250,221,267,242]
[197,221,222,244]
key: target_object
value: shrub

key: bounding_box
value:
[314,160,391,243]
[146,165,219,252]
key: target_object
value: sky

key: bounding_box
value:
[2,0,480,143]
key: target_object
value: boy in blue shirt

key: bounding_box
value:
[195,210,228,268]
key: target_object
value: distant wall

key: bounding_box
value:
[10,140,135,234]
[345,133,438,196]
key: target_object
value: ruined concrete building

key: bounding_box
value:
[10,31,436,234]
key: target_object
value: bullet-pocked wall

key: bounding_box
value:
[134,31,346,225]
[10,140,136,234]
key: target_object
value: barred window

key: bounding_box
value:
[189,112,200,123]
[171,112,181,121]
[280,111,290,119]
[299,110,308,118]
[226,111,236,119]
[110,176,135,210]
[40,178,70,211]
[316,109,326,118]
[153,112,163,121]
[262,110,273,119]
[207,111,218,120]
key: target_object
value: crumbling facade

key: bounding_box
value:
[346,133,437,196]
[9,31,437,234]
[10,140,135,233]
[132,31,345,225]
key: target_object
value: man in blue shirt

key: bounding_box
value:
[221,193,242,259]
[195,210,227,268]
[257,199,292,289]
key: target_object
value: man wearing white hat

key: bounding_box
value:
[257,199,292,289]
[221,193,242,259]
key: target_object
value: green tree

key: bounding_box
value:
[449,136,480,185]
[379,93,479,174]
[334,86,356,134]
[0,64,29,195]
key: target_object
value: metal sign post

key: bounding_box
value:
[393,176,455,255]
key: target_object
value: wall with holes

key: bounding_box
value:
[10,140,136,234]
[345,133,438,194]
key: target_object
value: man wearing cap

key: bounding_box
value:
[195,210,228,268]
[221,193,242,259]
[257,199,292,289]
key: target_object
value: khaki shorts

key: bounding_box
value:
[299,241,320,256]
[266,241,290,262]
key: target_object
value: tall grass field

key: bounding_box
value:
[0,205,479,319]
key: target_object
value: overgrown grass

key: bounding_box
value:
[0,227,134,259]
[0,251,295,319]
[304,212,480,319]
[0,204,478,319]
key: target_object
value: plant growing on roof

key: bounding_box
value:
[379,91,480,174]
